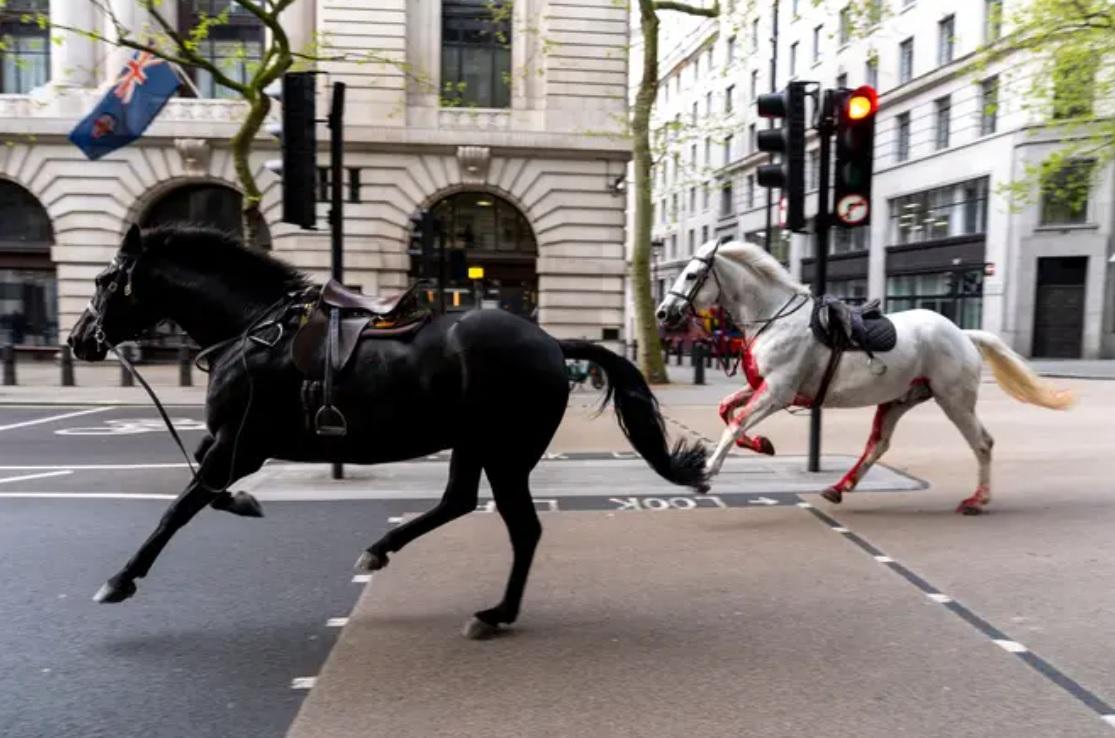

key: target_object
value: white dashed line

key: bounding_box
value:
[326,617,349,628]
[0,470,73,486]
[873,555,894,563]
[290,677,317,690]
[831,526,849,533]
[0,492,175,501]
[927,593,953,604]
[993,640,1028,653]
[387,516,404,524]
[1100,715,1115,729]
[796,502,813,509]
[0,407,110,432]
[351,574,372,584]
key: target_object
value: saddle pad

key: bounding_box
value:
[810,297,897,354]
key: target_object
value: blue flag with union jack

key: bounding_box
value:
[69,51,181,161]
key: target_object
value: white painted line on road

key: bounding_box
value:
[0,407,110,432]
[831,526,849,533]
[326,617,349,628]
[0,470,72,486]
[926,593,953,604]
[873,555,894,563]
[290,677,317,690]
[0,463,189,470]
[1101,715,1115,729]
[796,501,813,508]
[993,639,1028,654]
[351,574,372,584]
[0,492,175,501]
[387,516,404,524]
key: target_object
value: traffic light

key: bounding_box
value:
[408,209,437,278]
[755,81,808,232]
[833,85,877,228]
[264,72,317,229]
[448,249,467,281]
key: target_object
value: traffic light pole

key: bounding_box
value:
[329,81,346,481]
[437,228,447,315]
[808,89,834,474]
[763,0,779,253]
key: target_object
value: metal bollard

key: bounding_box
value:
[3,344,15,386]
[632,340,638,363]
[178,344,192,387]
[706,349,713,368]
[693,343,705,385]
[60,345,75,386]
[676,345,684,366]
[120,345,134,387]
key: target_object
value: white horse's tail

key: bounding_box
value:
[965,330,1074,410]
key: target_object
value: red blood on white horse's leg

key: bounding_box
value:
[726,385,775,454]
[822,402,891,503]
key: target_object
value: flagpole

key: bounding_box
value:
[170,62,201,98]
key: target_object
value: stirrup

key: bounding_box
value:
[314,405,348,437]
[867,356,887,376]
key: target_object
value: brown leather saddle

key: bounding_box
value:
[291,279,428,436]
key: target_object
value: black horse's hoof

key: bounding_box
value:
[756,437,775,456]
[212,491,264,518]
[93,577,137,604]
[694,481,711,495]
[354,550,388,572]
[464,608,512,640]
[821,487,843,504]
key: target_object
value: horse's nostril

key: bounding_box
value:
[656,309,667,320]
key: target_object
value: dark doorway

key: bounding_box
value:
[410,192,538,319]
[1033,256,1087,358]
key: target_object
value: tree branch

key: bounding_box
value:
[141,2,249,95]
[653,1,719,17]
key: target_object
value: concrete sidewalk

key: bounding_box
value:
[285,510,1112,738]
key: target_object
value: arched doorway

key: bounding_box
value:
[141,183,271,249]
[0,180,56,345]
[410,191,538,318]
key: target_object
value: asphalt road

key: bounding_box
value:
[0,406,412,738]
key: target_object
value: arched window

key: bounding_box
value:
[412,192,537,318]
[0,180,55,345]
[142,183,271,249]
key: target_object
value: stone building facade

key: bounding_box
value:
[0,0,631,347]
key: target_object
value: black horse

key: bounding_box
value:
[69,224,707,637]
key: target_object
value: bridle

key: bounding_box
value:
[86,254,139,351]
[667,241,723,322]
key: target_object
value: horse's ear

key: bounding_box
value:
[122,224,142,256]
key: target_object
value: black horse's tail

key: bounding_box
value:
[558,340,708,490]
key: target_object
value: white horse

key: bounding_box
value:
[656,240,1074,514]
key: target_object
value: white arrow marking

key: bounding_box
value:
[0,470,73,486]
[748,496,779,506]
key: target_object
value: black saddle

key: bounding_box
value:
[810,295,896,357]
[290,280,428,436]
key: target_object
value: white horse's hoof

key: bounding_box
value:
[462,616,501,640]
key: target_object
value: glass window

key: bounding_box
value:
[839,6,851,45]
[688,229,696,255]
[1040,160,1094,225]
[813,25,823,63]
[179,0,264,99]
[725,84,734,113]
[896,112,911,162]
[748,123,756,153]
[746,174,755,208]
[724,134,733,166]
[0,0,50,94]
[440,0,512,108]
[831,225,869,254]
[751,18,760,49]
[888,176,989,244]
[935,96,950,150]
[827,278,868,305]
[1052,49,1095,120]
[938,15,955,66]
[886,270,983,329]
[750,69,759,101]
[865,54,879,89]
[143,183,271,249]
[836,72,848,89]
[790,42,798,77]
[899,38,913,83]
[985,0,1002,42]
[0,180,52,246]
[727,36,736,63]
[701,225,709,243]
[720,182,734,216]
[980,76,999,135]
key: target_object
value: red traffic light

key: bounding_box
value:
[843,85,877,122]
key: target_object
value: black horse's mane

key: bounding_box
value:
[140,224,310,293]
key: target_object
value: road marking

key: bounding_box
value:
[0,470,72,486]
[803,503,1115,731]
[796,501,814,508]
[831,526,849,533]
[873,555,894,563]
[387,516,404,524]
[326,617,349,628]
[290,677,317,690]
[994,640,1028,654]
[351,574,372,584]
[0,407,110,432]
[0,492,175,500]
[0,463,189,470]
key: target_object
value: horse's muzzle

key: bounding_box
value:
[68,311,108,362]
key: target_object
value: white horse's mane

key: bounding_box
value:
[717,241,810,295]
